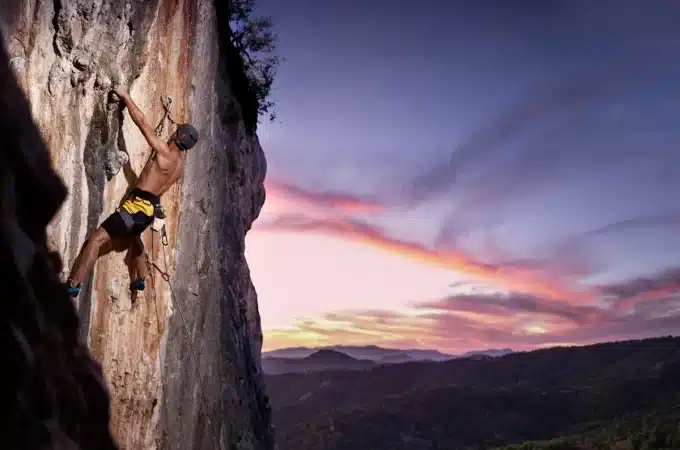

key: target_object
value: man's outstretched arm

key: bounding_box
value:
[113,88,168,154]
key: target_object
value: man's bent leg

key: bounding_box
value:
[68,227,112,289]
[65,205,141,297]
[130,236,147,291]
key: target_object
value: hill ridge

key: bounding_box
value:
[266,335,680,450]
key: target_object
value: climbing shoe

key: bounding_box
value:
[131,278,145,291]
[65,280,81,298]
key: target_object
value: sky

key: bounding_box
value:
[243,0,680,354]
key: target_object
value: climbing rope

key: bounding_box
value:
[143,97,226,450]
[146,230,226,450]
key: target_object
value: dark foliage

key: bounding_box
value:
[265,336,680,450]
[221,0,280,134]
[497,415,680,450]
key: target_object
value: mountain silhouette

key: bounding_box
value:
[262,344,477,362]
[262,349,375,375]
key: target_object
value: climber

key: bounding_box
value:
[64,87,199,298]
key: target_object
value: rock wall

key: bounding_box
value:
[0,1,273,449]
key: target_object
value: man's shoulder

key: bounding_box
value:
[151,140,171,154]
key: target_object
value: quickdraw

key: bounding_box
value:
[154,95,177,137]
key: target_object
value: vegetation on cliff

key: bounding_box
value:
[226,0,281,132]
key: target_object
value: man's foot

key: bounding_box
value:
[131,278,145,291]
[65,279,81,298]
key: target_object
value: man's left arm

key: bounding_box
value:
[113,88,169,155]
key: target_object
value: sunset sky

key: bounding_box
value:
[243,0,680,353]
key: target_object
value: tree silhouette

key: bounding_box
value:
[228,0,281,123]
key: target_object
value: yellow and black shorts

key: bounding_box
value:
[101,188,159,238]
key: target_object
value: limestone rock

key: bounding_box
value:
[0,0,273,449]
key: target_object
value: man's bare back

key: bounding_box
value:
[136,143,185,197]
[64,87,200,298]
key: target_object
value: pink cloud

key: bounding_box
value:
[254,213,595,301]
[264,178,384,213]
[262,275,680,353]
[253,178,680,353]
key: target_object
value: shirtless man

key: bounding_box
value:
[65,87,199,298]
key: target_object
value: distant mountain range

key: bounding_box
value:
[265,336,680,450]
[263,344,455,361]
[261,349,375,375]
[261,344,514,374]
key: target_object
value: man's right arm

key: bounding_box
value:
[114,89,168,155]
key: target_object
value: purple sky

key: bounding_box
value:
[245,0,680,351]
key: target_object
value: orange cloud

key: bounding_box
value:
[260,274,679,354]
[254,214,596,301]
[263,311,442,352]
[262,293,680,354]
[264,178,384,213]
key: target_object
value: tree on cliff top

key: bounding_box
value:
[228,0,281,125]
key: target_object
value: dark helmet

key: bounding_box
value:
[173,123,199,151]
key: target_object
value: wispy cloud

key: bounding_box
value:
[400,68,620,207]
[263,274,680,353]
[599,267,680,310]
[256,177,680,353]
[397,46,672,213]
[265,286,680,353]
[257,176,680,307]
[255,213,590,301]
[417,292,609,325]
[558,214,680,250]
[437,213,680,283]
[264,178,384,213]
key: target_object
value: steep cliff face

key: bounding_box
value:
[0,1,272,449]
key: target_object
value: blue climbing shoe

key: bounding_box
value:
[65,280,81,298]
[131,278,145,291]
